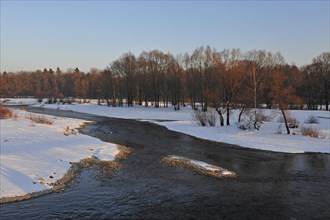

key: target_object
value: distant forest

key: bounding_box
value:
[1,46,329,111]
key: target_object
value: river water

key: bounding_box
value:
[0,108,329,219]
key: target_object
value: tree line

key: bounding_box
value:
[1,47,329,115]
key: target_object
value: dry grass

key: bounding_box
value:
[0,105,17,119]
[301,126,324,139]
[115,145,133,160]
[304,115,320,124]
[26,113,53,125]
[63,126,78,136]
[161,156,238,179]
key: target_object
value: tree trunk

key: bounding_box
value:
[106,98,110,107]
[216,108,224,127]
[253,69,258,130]
[281,109,290,134]
[226,101,230,126]
[238,107,244,123]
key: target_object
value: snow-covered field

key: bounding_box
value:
[2,99,329,153]
[0,109,120,199]
[26,101,329,154]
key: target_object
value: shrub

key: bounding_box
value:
[278,113,299,128]
[301,126,324,139]
[26,113,53,125]
[287,116,299,128]
[238,111,261,130]
[66,98,73,104]
[206,109,217,126]
[237,121,253,130]
[193,109,207,126]
[0,105,17,119]
[304,115,319,124]
[276,124,282,134]
[47,98,53,104]
[256,110,271,122]
[193,109,218,127]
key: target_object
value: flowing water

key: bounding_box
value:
[1,108,329,219]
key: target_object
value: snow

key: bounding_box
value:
[1,98,39,106]
[165,110,329,153]
[2,98,330,154]
[169,155,235,175]
[35,102,193,121]
[0,109,119,199]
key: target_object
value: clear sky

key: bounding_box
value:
[1,0,329,72]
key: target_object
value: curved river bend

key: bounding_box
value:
[1,108,329,219]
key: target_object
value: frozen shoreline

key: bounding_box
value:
[26,101,330,154]
[0,109,127,200]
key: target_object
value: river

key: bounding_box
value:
[0,107,329,219]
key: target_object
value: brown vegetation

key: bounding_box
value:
[301,126,324,139]
[26,113,53,125]
[0,105,17,119]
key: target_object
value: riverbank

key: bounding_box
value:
[2,98,329,153]
[0,109,130,202]
[35,102,330,153]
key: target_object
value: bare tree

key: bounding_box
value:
[219,48,243,126]
[312,52,330,110]
[269,70,302,134]
[110,53,137,107]
[245,50,284,129]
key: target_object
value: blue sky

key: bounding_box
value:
[1,1,329,72]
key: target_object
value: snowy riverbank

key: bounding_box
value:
[29,101,330,154]
[0,109,120,199]
[2,98,329,154]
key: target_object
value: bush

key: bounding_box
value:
[193,109,207,126]
[206,109,217,126]
[47,98,53,104]
[237,121,253,130]
[26,113,53,125]
[278,113,299,128]
[0,105,17,119]
[301,126,324,139]
[304,115,319,124]
[238,111,261,130]
[192,109,217,126]
[276,124,282,134]
[256,110,271,122]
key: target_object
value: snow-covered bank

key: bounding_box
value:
[2,98,329,154]
[0,109,120,199]
[30,102,329,154]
